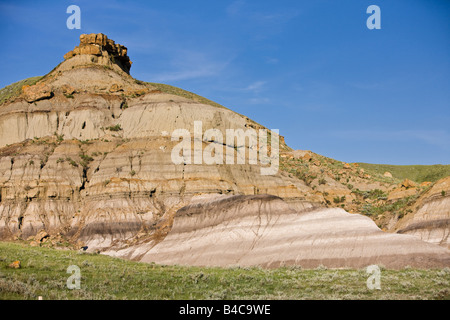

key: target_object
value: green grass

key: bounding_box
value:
[105,124,122,132]
[0,76,43,105]
[357,163,450,183]
[0,242,448,300]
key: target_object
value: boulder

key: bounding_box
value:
[420,181,432,187]
[109,83,123,93]
[61,84,75,95]
[22,83,53,102]
[401,179,417,189]
[34,230,49,242]
[383,171,393,178]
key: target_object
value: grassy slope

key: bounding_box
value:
[145,82,229,111]
[0,242,449,300]
[357,163,450,183]
[0,76,43,106]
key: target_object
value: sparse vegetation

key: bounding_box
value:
[80,139,93,145]
[0,76,43,105]
[79,153,94,168]
[66,157,78,167]
[352,189,387,201]
[120,101,128,110]
[146,82,229,111]
[361,195,417,218]
[54,132,64,143]
[333,196,346,204]
[105,124,122,132]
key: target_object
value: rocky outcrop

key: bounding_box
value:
[396,176,450,248]
[22,83,53,102]
[104,194,450,269]
[63,33,132,74]
[0,57,322,247]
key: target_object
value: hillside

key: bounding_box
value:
[0,33,448,270]
[357,163,450,184]
[0,76,43,105]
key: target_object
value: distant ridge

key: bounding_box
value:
[357,163,450,183]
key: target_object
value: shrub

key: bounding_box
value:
[66,158,78,167]
[54,132,64,143]
[106,124,122,132]
[120,102,128,110]
[333,196,346,204]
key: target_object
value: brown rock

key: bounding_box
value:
[77,44,102,56]
[35,230,49,242]
[109,84,123,93]
[61,84,75,95]
[30,241,39,247]
[343,163,351,169]
[8,261,21,269]
[302,153,312,162]
[63,51,75,60]
[401,178,417,189]
[22,83,53,102]
[63,33,132,74]
[383,171,393,178]
[420,181,432,187]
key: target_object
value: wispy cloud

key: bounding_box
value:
[226,0,246,16]
[243,81,266,92]
[225,0,299,39]
[147,50,233,82]
[248,97,270,105]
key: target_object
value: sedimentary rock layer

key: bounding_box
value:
[106,194,450,269]
[397,176,450,248]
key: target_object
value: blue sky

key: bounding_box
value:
[1,0,449,165]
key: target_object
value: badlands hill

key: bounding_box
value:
[0,34,448,268]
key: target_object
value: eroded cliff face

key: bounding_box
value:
[104,194,450,269]
[396,176,450,248]
[0,34,321,249]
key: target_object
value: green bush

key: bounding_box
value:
[106,124,122,132]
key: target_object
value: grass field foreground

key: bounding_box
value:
[0,242,449,300]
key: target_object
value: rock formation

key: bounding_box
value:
[0,34,320,249]
[104,194,449,269]
[396,176,450,249]
[63,33,132,74]
[0,34,449,269]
